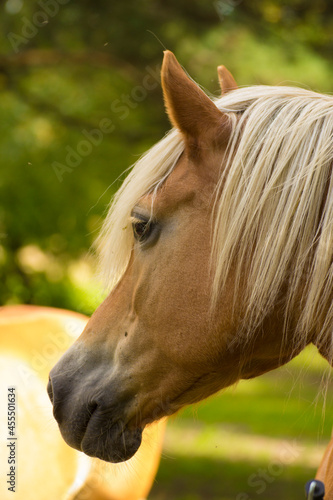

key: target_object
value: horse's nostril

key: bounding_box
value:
[89,401,98,416]
[47,376,54,404]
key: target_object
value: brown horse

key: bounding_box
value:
[48,52,333,495]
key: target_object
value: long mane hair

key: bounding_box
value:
[98,84,333,358]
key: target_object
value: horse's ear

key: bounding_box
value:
[217,65,238,94]
[161,50,231,145]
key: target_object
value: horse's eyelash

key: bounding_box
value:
[130,210,157,225]
[130,214,149,224]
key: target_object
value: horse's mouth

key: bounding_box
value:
[48,379,143,463]
[60,404,143,463]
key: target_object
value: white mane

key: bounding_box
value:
[98,84,333,357]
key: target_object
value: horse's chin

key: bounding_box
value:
[82,425,142,463]
[60,408,143,463]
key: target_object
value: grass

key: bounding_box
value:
[149,345,333,500]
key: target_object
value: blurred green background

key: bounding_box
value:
[2,0,333,313]
[1,1,333,498]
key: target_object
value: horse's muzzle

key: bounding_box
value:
[47,348,143,463]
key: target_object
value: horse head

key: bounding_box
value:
[48,51,333,463]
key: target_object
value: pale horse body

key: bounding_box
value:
[48,52,333,496]
[0,305,165,500]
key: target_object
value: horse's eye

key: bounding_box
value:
[132,219,153,242]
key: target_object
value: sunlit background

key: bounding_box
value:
[1,1,333,499]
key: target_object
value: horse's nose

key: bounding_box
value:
[47,371,70,425]
[47,376,54,404]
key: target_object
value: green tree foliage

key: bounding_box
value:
[1,0,333,311]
